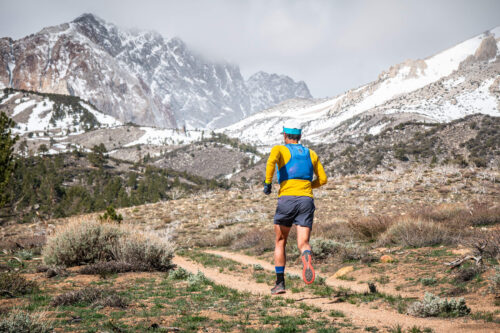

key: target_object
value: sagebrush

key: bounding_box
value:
[42,219,174,271]
[407,292,470,317]
[0,311,52,333]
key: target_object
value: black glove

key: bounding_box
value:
[263,182,272,195]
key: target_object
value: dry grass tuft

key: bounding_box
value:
[50,287,128,308]
[79,261,147,275]
[347,215,394,241]
[378,218,455,248]
[231,229,274,254]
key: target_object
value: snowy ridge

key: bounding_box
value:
[222,26,500,148]
[0,90,212,151]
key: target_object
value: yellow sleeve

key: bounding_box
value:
[310,149,328,189]
[265,146,281,184]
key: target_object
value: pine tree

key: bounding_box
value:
[0,112,19,208]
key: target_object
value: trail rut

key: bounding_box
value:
[173,255,499,333]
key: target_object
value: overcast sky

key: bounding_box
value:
[1,0,499,98]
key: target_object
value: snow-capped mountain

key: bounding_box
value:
[0,13,311,129]
[222,27,500,148]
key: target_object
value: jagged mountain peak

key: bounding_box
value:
[0,14,312,129]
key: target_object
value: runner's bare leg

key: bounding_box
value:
[296,225,312,253]
[274,224,291,266]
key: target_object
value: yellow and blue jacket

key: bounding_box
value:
[265,143,327,198]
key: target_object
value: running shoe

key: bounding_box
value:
[271,281,286,295]
[301,251,315,284]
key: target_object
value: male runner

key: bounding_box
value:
[263,123,327,294]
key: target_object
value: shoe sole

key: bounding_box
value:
[301,252,315,285]
[271,289,286,295]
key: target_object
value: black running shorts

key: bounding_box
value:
[274,196,315,229]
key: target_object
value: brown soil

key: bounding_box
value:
[173,255,500,332]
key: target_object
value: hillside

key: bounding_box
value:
[222,27,500,148]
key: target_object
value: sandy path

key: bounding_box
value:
[173,255,499,333]
[205,249,398,295]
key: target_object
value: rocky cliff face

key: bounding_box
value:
[0,13,311,129]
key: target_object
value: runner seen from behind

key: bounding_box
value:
[263,122,328,295]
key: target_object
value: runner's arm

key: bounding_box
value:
[311,151,327,189]
[265,146,281,184]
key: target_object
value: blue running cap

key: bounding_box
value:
[282,127,301,135]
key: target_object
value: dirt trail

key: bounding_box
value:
[206,249,394,295]
[173,255,499,333]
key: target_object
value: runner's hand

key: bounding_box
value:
[263,183,272,195]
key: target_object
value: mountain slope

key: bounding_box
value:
[222,27,500,147]
[0,13,311,129]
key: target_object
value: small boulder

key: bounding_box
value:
[380,255,394,263]
[332,266,354,279]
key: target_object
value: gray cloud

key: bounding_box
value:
[1,0,499,97]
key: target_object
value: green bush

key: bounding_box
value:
[99,205,123,223]
[407,292,470,317]
[0,311,52,333]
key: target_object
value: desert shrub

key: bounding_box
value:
[51,287,127,308]
[378,218,454,247]
[0,272,37,297]
[310,238,343,259]
[309,238,368,262]
[0,310,52,333]
[488,266,500,296]
[168,267,189,280]
[0,236,46,253]
[232,229,274,254]
[42,219,174,271]
[339,243,369,262]
[466,202,500,226]
[453,265,483,283]
[36,265,69,278]
[92,294,128,308]
[464,229,500,260]
[420,277,437,286]
[112,231,174,272]
[314,222,358,241]
[347,215,394,241]
[187,271,209,291]
[413,202,500,228]
[407,292,470,317]
[79,261,145,275]
[42,219,124,266]
[51,287,103,306]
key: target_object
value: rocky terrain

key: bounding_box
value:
[0,13,311,129]
[222,27,500,148]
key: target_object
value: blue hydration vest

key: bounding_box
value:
[277,144,314,184]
